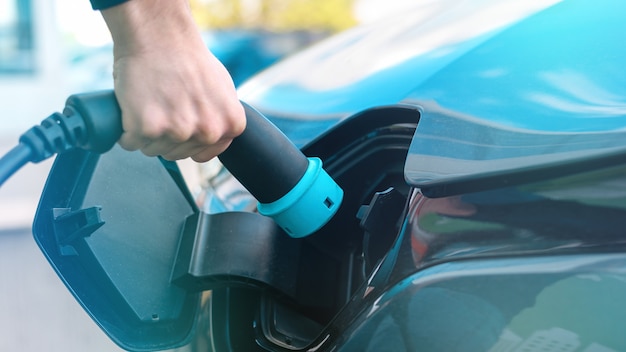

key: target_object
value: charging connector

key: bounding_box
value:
[19,111,88,163]
[0,111,86,186]
[0,91,122,186]
[1,90,342,237]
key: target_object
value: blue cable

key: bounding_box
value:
[0,143,32,186]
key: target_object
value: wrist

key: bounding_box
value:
[101,0,200,57]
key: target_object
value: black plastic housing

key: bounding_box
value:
[171,211,302,298]
[218,102,309,203]
[64,91,311,204]
[207,105,421,351]
[64,91,123,153]
[32,147,199,351]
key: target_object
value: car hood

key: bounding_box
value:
[239,0,626,193]
[238,0,566,119]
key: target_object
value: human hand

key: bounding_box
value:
[101,0,246,162]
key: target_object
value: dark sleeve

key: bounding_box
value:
[90,0,128,10]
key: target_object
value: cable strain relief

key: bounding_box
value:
[19,111,88,163]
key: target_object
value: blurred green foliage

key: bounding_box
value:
[191,0,356,32]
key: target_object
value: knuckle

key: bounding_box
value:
[167,124,194,143]
[227,103,247,137]
[195,123,221,145]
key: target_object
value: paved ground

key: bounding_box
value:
[0,136,52,231]
[0,136,125,351]
[0,228,125,352]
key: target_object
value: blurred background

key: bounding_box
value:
[0,0,414,351]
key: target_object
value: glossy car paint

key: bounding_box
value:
[332,162,626,351]
[240,0,626,162]
[30,1,626,351]
[336,253,626,351]
[404,0,626,194]
[239,0,567,116]
[225,0,626,351]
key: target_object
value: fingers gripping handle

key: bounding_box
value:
[66,91,343,238]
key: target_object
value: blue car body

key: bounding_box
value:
[230,1,626,350]
[31,1,626,351]
[240,0,626,139]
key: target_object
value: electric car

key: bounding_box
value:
[32,0,626,351]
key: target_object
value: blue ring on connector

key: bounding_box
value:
[257,157,343,238]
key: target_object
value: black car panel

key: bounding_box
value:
[32,147,199,351]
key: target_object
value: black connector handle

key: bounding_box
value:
[63,90,343,237]
[218,102,309,204]
[65,91,309,204]
[64,91,123,154]
[2,90,342,235]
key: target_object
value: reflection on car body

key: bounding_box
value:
[29,0,626,351]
